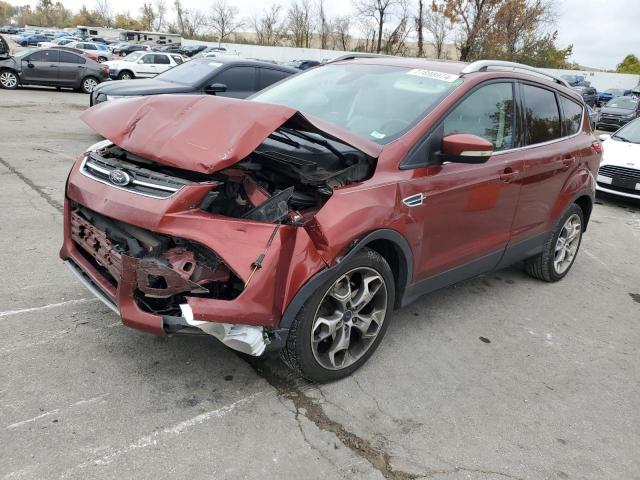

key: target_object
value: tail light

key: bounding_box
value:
[592,141,602,154]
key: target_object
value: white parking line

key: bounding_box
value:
[61,391,265,475]
[6,394,109,430]
[0,298,97,318]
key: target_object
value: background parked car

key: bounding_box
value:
[597,96,640,130]
[284,59,321,70]
[66,41,112,62]
[596,118,640,200]
[90,57,298,105]
[586,105,597,130]
[180,44,207,57]
[596,88,625,107]
[0,48,109,93]
[18,34,50,47]
[102,51,184,80]
[115,44,150,57]
[37,37,76,48]
[572,85,597,107]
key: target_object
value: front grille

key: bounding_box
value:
[599,165,640,180]
[82,152,193,198]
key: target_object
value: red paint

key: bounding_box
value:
[61,62,600,337]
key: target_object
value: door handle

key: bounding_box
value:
[402,193,424,207]
[499,166,519,183]
[49,64,57,68]
[561,156,576,171]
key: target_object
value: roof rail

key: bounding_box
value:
[327,53,391,63]
[461,60,570,87]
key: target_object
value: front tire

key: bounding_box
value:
[281,248,395,383]
[525,204,584,282]
[0,69,19,89]
[118,70,133,80]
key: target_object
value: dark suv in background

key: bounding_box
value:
[62,58,599,382]
[597,96,640,130]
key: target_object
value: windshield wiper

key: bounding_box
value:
[268,130,300,149]
[279,127,346,162]
[613,135,630,142]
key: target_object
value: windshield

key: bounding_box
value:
[613,118,640,143]
[605,97,638,109]
[252,63,463,144]
[123,51,144,62]
[156,59,222,84]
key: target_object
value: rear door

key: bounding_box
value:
[153,53,172,74]
[399,81,523,284]
[211,66,257,98]
[57,50,85,86]
[508,82,580,246]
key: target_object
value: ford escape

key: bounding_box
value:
[60,58,600,382]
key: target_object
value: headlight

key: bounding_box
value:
[85,139,113,153]
[624,113,636,119]
[105,95,143,101]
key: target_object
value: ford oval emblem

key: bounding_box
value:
[109,169,131,187]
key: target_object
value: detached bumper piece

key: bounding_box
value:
[67,205,268,355]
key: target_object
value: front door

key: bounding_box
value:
[21,49,59,85]
[400,81,523,288]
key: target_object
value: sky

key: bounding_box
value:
[7,0,640,70]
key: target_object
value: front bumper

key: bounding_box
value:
[60,157,326,350]
[597,117,634,129]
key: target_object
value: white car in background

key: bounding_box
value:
[37,37,76,48]
[597,118,640,200]
[102,51,185,80]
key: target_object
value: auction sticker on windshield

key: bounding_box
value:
[406,69,460,82]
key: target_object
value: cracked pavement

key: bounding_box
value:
[1,88,639,480]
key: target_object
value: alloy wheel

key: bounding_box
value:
[83,78,98,93]
[311,267,388,370]
[0,71,17,88]
[554,213,582,274]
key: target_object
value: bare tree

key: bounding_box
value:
[415,0,424,56]
[287,0,313,48]
[332,16,351,50]
[252,4,285,46]
[355,17,378,52]
[383,0,411,55]
[424,0,450,59]
[153,0,166,31]
[353,0,398,54]
[140,2,155,30]
[210,0,243,44]
[318,0,331,49]
[174,0,207,37]
[94,0,113,26]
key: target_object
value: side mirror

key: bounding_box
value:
[205,83,227,94]
[439,134,494,164]
[598,134,610,142]
[137,59,144,64]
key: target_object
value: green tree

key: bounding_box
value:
[616,54,640,74]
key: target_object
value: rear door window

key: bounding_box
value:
[559,96,583,136]
[442,82,514,151]
[522,84,561,145]
[154,54,170,65]
[215,66,257,92]
[257,68,291,90]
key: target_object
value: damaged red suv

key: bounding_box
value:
[61,58,600,382]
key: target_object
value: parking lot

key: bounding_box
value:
[1,87,639,480]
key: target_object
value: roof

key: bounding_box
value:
[190,56,299,73]
[333,56,468,75]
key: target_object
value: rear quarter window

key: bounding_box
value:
[559,96,583,136]
[522,84,561,145]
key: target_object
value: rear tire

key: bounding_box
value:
[0,69,18,89]
[97,56,107,63]
[281,248,394,383]
[525,204,584,282]
[80,76,98,94]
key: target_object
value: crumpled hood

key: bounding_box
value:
[80,95,382,174]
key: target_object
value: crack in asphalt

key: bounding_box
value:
[245,358,420,480]
[0,156,63,213]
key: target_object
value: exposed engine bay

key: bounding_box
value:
[89,127,375,225]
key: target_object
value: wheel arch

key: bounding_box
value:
[273,229,413,349]
[573,194,593,230]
